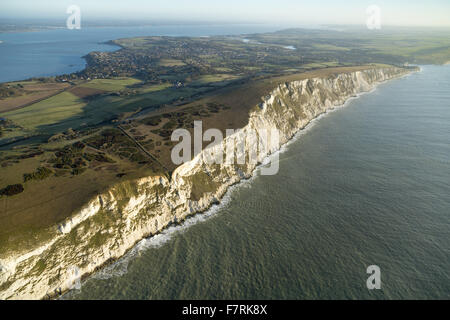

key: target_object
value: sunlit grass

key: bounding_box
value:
[2,91,85,131]
[80,77,141,91]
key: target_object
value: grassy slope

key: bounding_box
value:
[80,77,141,91]
[0,66,386,256]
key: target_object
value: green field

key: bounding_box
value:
[80,77,141,91]
[191,74,239,85]
[1,25,449,298]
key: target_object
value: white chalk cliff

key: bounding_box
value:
[0,66,413,299]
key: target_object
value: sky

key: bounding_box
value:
[0,0,449,27]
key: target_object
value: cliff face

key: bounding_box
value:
[0,67,412,299]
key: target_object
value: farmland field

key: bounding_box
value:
[80,77,141,91]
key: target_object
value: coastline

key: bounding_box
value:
[0,66,415,300]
